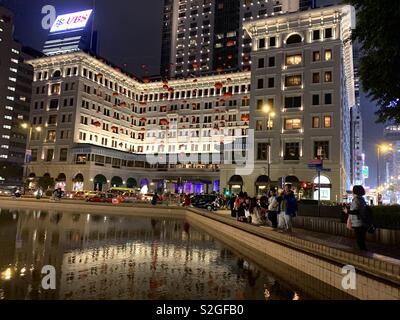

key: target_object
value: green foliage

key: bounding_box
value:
[38,176,55,191]
[346,0,400,123]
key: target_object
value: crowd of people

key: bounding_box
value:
[227,184,299,233]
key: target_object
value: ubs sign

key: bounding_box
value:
[50,9,93,33]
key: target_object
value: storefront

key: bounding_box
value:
[228,175,243,195]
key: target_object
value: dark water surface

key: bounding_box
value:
[0,208,309,300]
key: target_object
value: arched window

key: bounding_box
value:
[286,34,302,45]
[313,175,331,201]
[52,70,61,78]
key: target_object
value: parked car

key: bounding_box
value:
[87,193,115,203]
[190,195,220,211]
[84,191,99,200]
[121,192,143,203]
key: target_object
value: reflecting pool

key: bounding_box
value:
[0,209,307,300]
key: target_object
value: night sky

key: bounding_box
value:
[0,0,385,188]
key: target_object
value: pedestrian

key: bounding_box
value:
[344,185,370,251]
[268,188,280,229]
[235,192,246,220]
[230,193,237,217]
[151,192,158,206]
[183,194,191,207]
[277,184,298,232]
[53,188,63,201]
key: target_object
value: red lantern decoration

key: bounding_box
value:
[227,40,236,47]
[219,99,226,104]
[216,67,223,73]
[93,121,101,127]
[168,87,174,93]
[227,54,233,60]
[241,114,249,122]
[143,77,150,84]
[214,82,223,89]
[163,84,169,90]
[112,92,119,97]
[96,73,103,79]
[224,92,233,99]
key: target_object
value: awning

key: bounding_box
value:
[255,175,270,186]
[228,175,243,185]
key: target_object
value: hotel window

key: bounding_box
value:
[258,58,265,68]
[313,30,321,41]
[325,49,332,61]
[284,142,300,161]
[51,84,61,94]
[258,38,265,49]
[312,51,320,62]
[312,116,320,128]
[325,28,333,39]
[286,54,302,66]
[285,75,302,87]
[324,93,332,105]
[257,143,270,161]
[324,116,332,128]
[257,78,264,89]
[59,148,68,162]
[284,119,302,130]
[284,96,302,109]
[269,37,276,47]
[257,99,264,110]
[312,72,320,83]
[48,115,57,125]
[268,77,275,88]
[268,56,275,67]
[46,130,56,142]
[256,120,263,131]
[312,94,320,106]
[49,99,59,110]
[314,141,329,160]
[46,149,54,162]
[31,149,38,162]
[324,71,332,82]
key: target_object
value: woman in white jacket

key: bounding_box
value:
[267,188,280,229]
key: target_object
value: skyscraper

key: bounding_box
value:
[0,6,41,169]
[160,0,303,79]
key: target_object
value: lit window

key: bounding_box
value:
[325,50,332,61]
[6,96,14,101]
[7,86,15,91]
[324,116,332,128]
[1,145,9,149]
[12,48,19,54]
[9,77,16,82]
[9,68,17,73]
[286,54,302,66]
[4,116,12,120]
[285,75,302,87]
[11,58,18,64]
[312,117,320,128]
[324,71,332,82]
[284,119,302,130]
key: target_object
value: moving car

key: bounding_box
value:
[190,195,220,211]
[86,193,115,203]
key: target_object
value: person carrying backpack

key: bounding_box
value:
[344,185,374,251]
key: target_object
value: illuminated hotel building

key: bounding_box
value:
[25,51,250,193]
[222,4,356,201]
[160,0,305,78]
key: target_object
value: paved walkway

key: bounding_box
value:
[215,210,400,261]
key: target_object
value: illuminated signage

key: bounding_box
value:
[362,166,369,179]
[50,9,93,33]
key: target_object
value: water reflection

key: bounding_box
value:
[0,209,304,300]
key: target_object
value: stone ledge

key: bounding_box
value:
[187,208,400,287]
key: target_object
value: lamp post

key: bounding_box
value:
[20,123,42,191]
[262,105,276,183]
[377,143,393,205]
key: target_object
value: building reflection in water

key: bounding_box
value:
[0,209,303,300]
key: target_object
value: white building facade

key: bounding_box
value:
[220,4,356,201]
[26,51,250,193]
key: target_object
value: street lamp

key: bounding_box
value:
[262,104,276,182]
[377,143,393,204]
[20,123,42,189]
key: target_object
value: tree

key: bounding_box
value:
[38,176,55,191]
[346,0,400,123]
